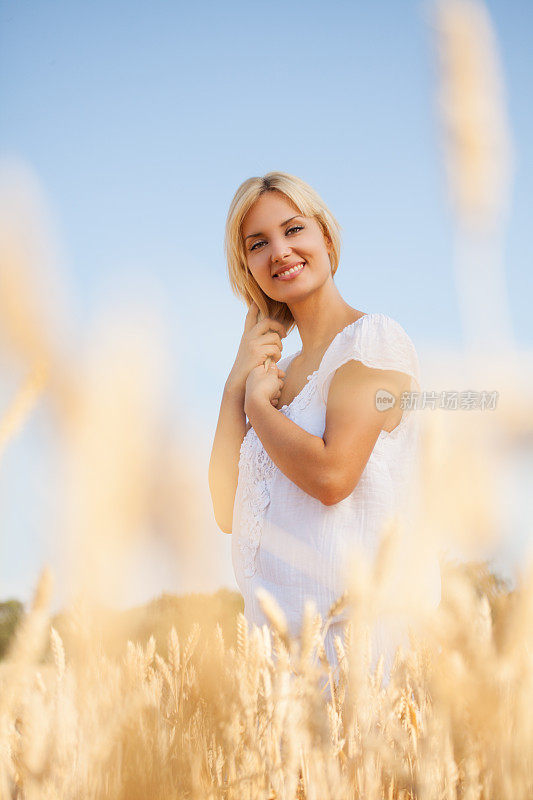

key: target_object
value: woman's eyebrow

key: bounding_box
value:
[244,215,303,241]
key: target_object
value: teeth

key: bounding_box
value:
[276,262,305,277]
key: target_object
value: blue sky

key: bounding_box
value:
[0,0,531,612]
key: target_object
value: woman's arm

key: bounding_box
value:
[244,361,405,506]
[244,396,332,504]
[208,302,285,532]
[208,380,248,534]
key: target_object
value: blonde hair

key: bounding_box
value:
[224,171,342,335]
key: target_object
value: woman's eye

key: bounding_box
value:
[249,225,304,252]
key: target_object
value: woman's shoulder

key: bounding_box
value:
[278,312,420,381]
[317,311,421,405]
[328,312,419,364]
[369,311,419,363]
[358,311,416,340]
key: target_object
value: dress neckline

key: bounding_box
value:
[279,312,372,412]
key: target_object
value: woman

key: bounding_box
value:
[209,171,439,690]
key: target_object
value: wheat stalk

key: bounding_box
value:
[0,360,48,462]
[49,626,66,682]
[256,587,290,652]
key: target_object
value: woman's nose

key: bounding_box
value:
[270,237,291,262]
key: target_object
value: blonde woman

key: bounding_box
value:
[209,171,437,690]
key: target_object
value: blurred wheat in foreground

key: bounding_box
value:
[0,554,531,800]
[1,13,533,787]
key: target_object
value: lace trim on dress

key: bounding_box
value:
[236,352,299,578]
[279,367,320,413]
[237,426,278,578]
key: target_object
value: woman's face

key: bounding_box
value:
[241,191,332,302]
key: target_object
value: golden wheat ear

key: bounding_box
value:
[256,307,272,371]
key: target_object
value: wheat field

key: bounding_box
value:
[0,546,531,799]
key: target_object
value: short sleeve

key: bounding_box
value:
[318,313,421,408]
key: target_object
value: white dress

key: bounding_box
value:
[231,312,441,685]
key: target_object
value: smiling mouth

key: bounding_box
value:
[273,261,306,280]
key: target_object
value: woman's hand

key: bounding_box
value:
[226,301,287,398]
[244,361,285,417]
